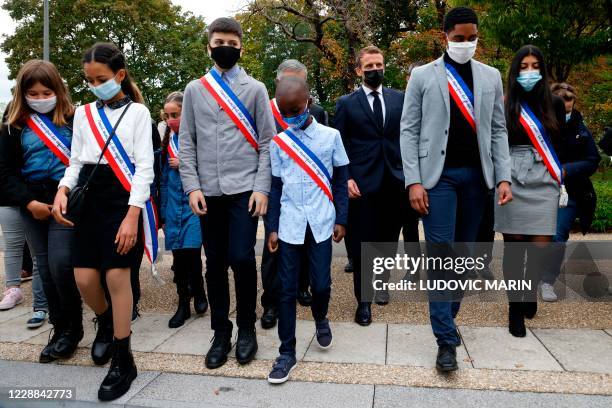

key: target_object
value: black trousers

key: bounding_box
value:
[172,248,205,298]
[260,228,309,310]
[201,192,258,333]
[348,180,419,302]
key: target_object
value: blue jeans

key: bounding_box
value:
[542,197,578,285]
[277,225,332,357]
[21,209,82,328]
[0,206,45,310]
[422,167,488,346]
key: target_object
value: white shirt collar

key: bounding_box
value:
[362,84,383,96]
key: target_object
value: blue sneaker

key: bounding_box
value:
[267,354,297,384]
[315,319,333,349]
[27,310,47,329]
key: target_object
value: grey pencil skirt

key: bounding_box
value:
[494,145,559,236]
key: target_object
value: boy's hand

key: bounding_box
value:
[333,224,346,243]
[168,158,179,169]
[497,181,513,206]
[188,190,207,216]
[27,200,52,221]
[348,179,361,199]
[409,183,429,215]
[248,191,268,217]
[268,232,279,253]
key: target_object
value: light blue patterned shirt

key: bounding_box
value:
[270,118,349,244]
[213,64,241,86]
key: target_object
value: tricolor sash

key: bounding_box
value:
[200,70,259,151]
[83,102,160,270]
[519,102,567,207]
[270,98,289,130]
[272,128,333,202]
[26,114,71,165]
[445,62,476,132]
[167,132,179,160]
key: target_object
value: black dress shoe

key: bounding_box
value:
[344,258,354,273]
[375,289,390,306]
[39,329,61,363]
[235,328,258,365]
[297,289,313,307]
[193,293,208,315]
[205,332,232,369]
[508,302,526,337]
[436,345,458,372]
[169,298,191,328]
[98,335,137,401]
[354,302,372,326]
[92,308,114,365]
[523,301,537,319]
[51,326,84,359]
[260,307,278,330]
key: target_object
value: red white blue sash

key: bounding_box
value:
[519,102,563,185]
[83,102,159,267]
[26,114,71,165]
[445,62,476,132]
[272,128,333,202]
[200,70,259,151]
[167,132,179,160]
[270,98,289,130]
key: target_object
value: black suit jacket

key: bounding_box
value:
[334,86,404,194]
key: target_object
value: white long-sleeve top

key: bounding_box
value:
[59,102,154,208]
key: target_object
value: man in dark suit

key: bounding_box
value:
[335,46,419,326]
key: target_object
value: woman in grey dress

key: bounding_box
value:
[494,45,566,337]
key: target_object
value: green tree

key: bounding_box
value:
[2,0,209,116]
[467,0,611,82]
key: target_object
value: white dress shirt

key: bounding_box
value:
[59,102,154,208]
[361,84,386,124]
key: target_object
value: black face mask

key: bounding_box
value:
[210,45,241,70]
[363,69,384,88]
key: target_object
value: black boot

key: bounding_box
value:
[168,297,191,328]
[98,335,137,401]
[205,330,232,369]
[436,345,458,372]
[51,320,84,359]
[92,307,114,365]
[508,302,526,337]
[192,289,208,315]
[260,306,278,329]
[235,327,258,365]
[39,328,61,363]
[523,302,537,319]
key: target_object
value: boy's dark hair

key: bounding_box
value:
[208,17,243,42]
[443,6,478,33]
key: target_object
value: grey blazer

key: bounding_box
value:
[179,67,274,197]
[400,56,511,190]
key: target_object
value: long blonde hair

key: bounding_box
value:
[7,59,74,128]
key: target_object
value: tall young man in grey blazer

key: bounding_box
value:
[400,7,512,371]
[179,18,275,370]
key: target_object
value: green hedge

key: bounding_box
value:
[592,179,612,232]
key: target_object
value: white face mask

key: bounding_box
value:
[26,96,57,114]
[446,38,478,64]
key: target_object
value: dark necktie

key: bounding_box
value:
[372,91,384,130]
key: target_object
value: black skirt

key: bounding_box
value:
[73,164,143,271]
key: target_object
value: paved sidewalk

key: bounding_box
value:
[0,360,611,408]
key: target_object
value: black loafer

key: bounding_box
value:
[235,328,258,365]
[205,332,232,369]
[260,307,278,330]
[436,345,458,372]
[297,289,312,307]
[354,302,372,326]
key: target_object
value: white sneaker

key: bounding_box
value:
[0,287,24,310]
[540,283,558,302]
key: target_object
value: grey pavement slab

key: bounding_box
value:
[373,385,612,408]
[127,372,374,408]
[256,319,315,361]
[153,316,214,355]
[532,328,612,374]
[460,326,563,371]
[303,321,386,364]
[131,313,186,352]
[0,314,51,343]
[0,306,30,324]
[0,360,159,407]
[26,310,97,347]
[386,323,472,368]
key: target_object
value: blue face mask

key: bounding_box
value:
[517,70,542,92]
[283,105,310,130]
[89,75,122,101]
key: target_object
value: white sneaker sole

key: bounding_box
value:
[267,363,296,384]
[27,319,46,329]
[0,297,23,310]
[316,336,333,350]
